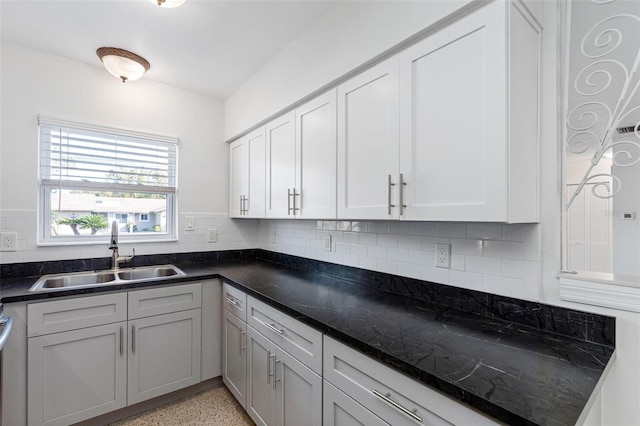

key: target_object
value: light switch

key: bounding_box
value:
[185,216,195,231]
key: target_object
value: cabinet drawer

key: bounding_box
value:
[324,380,389,426]
[323,336,500,426]
[223,283,247,321]
[28,293,127,337]
[247,296,322,375]
[128,283,202,319]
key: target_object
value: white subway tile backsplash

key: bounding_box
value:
[466,223,504,240]
[450,238,483,256]
[451,254,465,271]
[358,256,377,270]
[409,222,437,236]
[421,265,450,283]
[398,262,422,279]
[398,235,422,250]
[449,270,483,291]
[388,222,411,235]
[503,224,525,242]
[358,233,378,246]
[436,223,466,238]
[502,259,524,279]
[335,242,351,253]
[367,245,387,259]
[466,255,502,275]
[483,275,524,298]
[377,234,398,247]
[377,259,398,274]
[2,208,541,302]
[369,221,389,234]
[350,243,369,256]
[483,240,524,260]
[387,247,409,262]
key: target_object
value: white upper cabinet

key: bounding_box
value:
[230,126,266,218]
[266,111,297,218]
[295,90,337,219]
[266,91,337,219]
[337,58,400,220]
[398,0,540,222]
[233,0,541,224]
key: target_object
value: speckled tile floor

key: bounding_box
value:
[109,386,254,426]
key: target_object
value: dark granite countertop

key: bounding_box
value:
[0,254,615,426]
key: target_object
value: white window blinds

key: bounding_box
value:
[38,116,178,194]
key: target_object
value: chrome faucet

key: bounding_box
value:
[109,221,135,270]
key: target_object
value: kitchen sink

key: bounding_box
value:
[30,265,186,292]
[117,267,182,281]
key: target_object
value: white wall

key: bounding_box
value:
[224,0,473,140]
[0,43,258,263]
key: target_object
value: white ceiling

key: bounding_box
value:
[0,0,336,99]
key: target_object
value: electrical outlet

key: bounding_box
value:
[324,234,332,252]
[435,243,450,268]
[207,229,217,243]
[270,230,277,243]
[0,232,17,251]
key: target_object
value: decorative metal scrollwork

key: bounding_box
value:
[564,2,640,209]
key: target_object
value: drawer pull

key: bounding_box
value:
[225,296,240,306]
[373,389,423,423]
[268,352,276,383]
[239,330,246,355]
[274,359,281,389]
[264,321,284,335]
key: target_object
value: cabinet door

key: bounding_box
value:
[296,90,337,219]
[247,326,278,426]
[337,57,400,220]
[275,347,322,426]
[323,380,389,426]
[223,309,247,408]
[266,111,296,218]
[399,2,507,221]
[247,127,267,218]
[128,309,202,405]
[230,138,249,218]
[27,322,127,426]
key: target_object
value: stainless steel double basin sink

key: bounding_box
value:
[30,265,186,292]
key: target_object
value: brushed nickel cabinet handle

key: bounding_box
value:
[131,325,135,354]
[388,175,396,215]
[239,330,246,355]
[119,326,123,356]
[373,389,423,423]
[293,188,299,215]
[269,354,277,387]
[267,349,271,383]
[264,321,284,335]
[399,173,407,216]
[287,188,292,215]
[273,358,281,389]
[225,296,239,306]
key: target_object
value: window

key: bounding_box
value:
[38,116,178,244]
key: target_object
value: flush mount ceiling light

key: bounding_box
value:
[150,0,186,8]
[96,47,150,83]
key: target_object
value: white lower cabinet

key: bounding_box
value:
[27,283,203,426]
[223,308,248,408]
[127,309,202,405]
[247,325,322,426]
[28,321,128,426]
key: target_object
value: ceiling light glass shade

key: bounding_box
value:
[150,0,186,8]
[96,47,150,83]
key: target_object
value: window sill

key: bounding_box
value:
[37,237,178,247]
[558,272,640,313]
